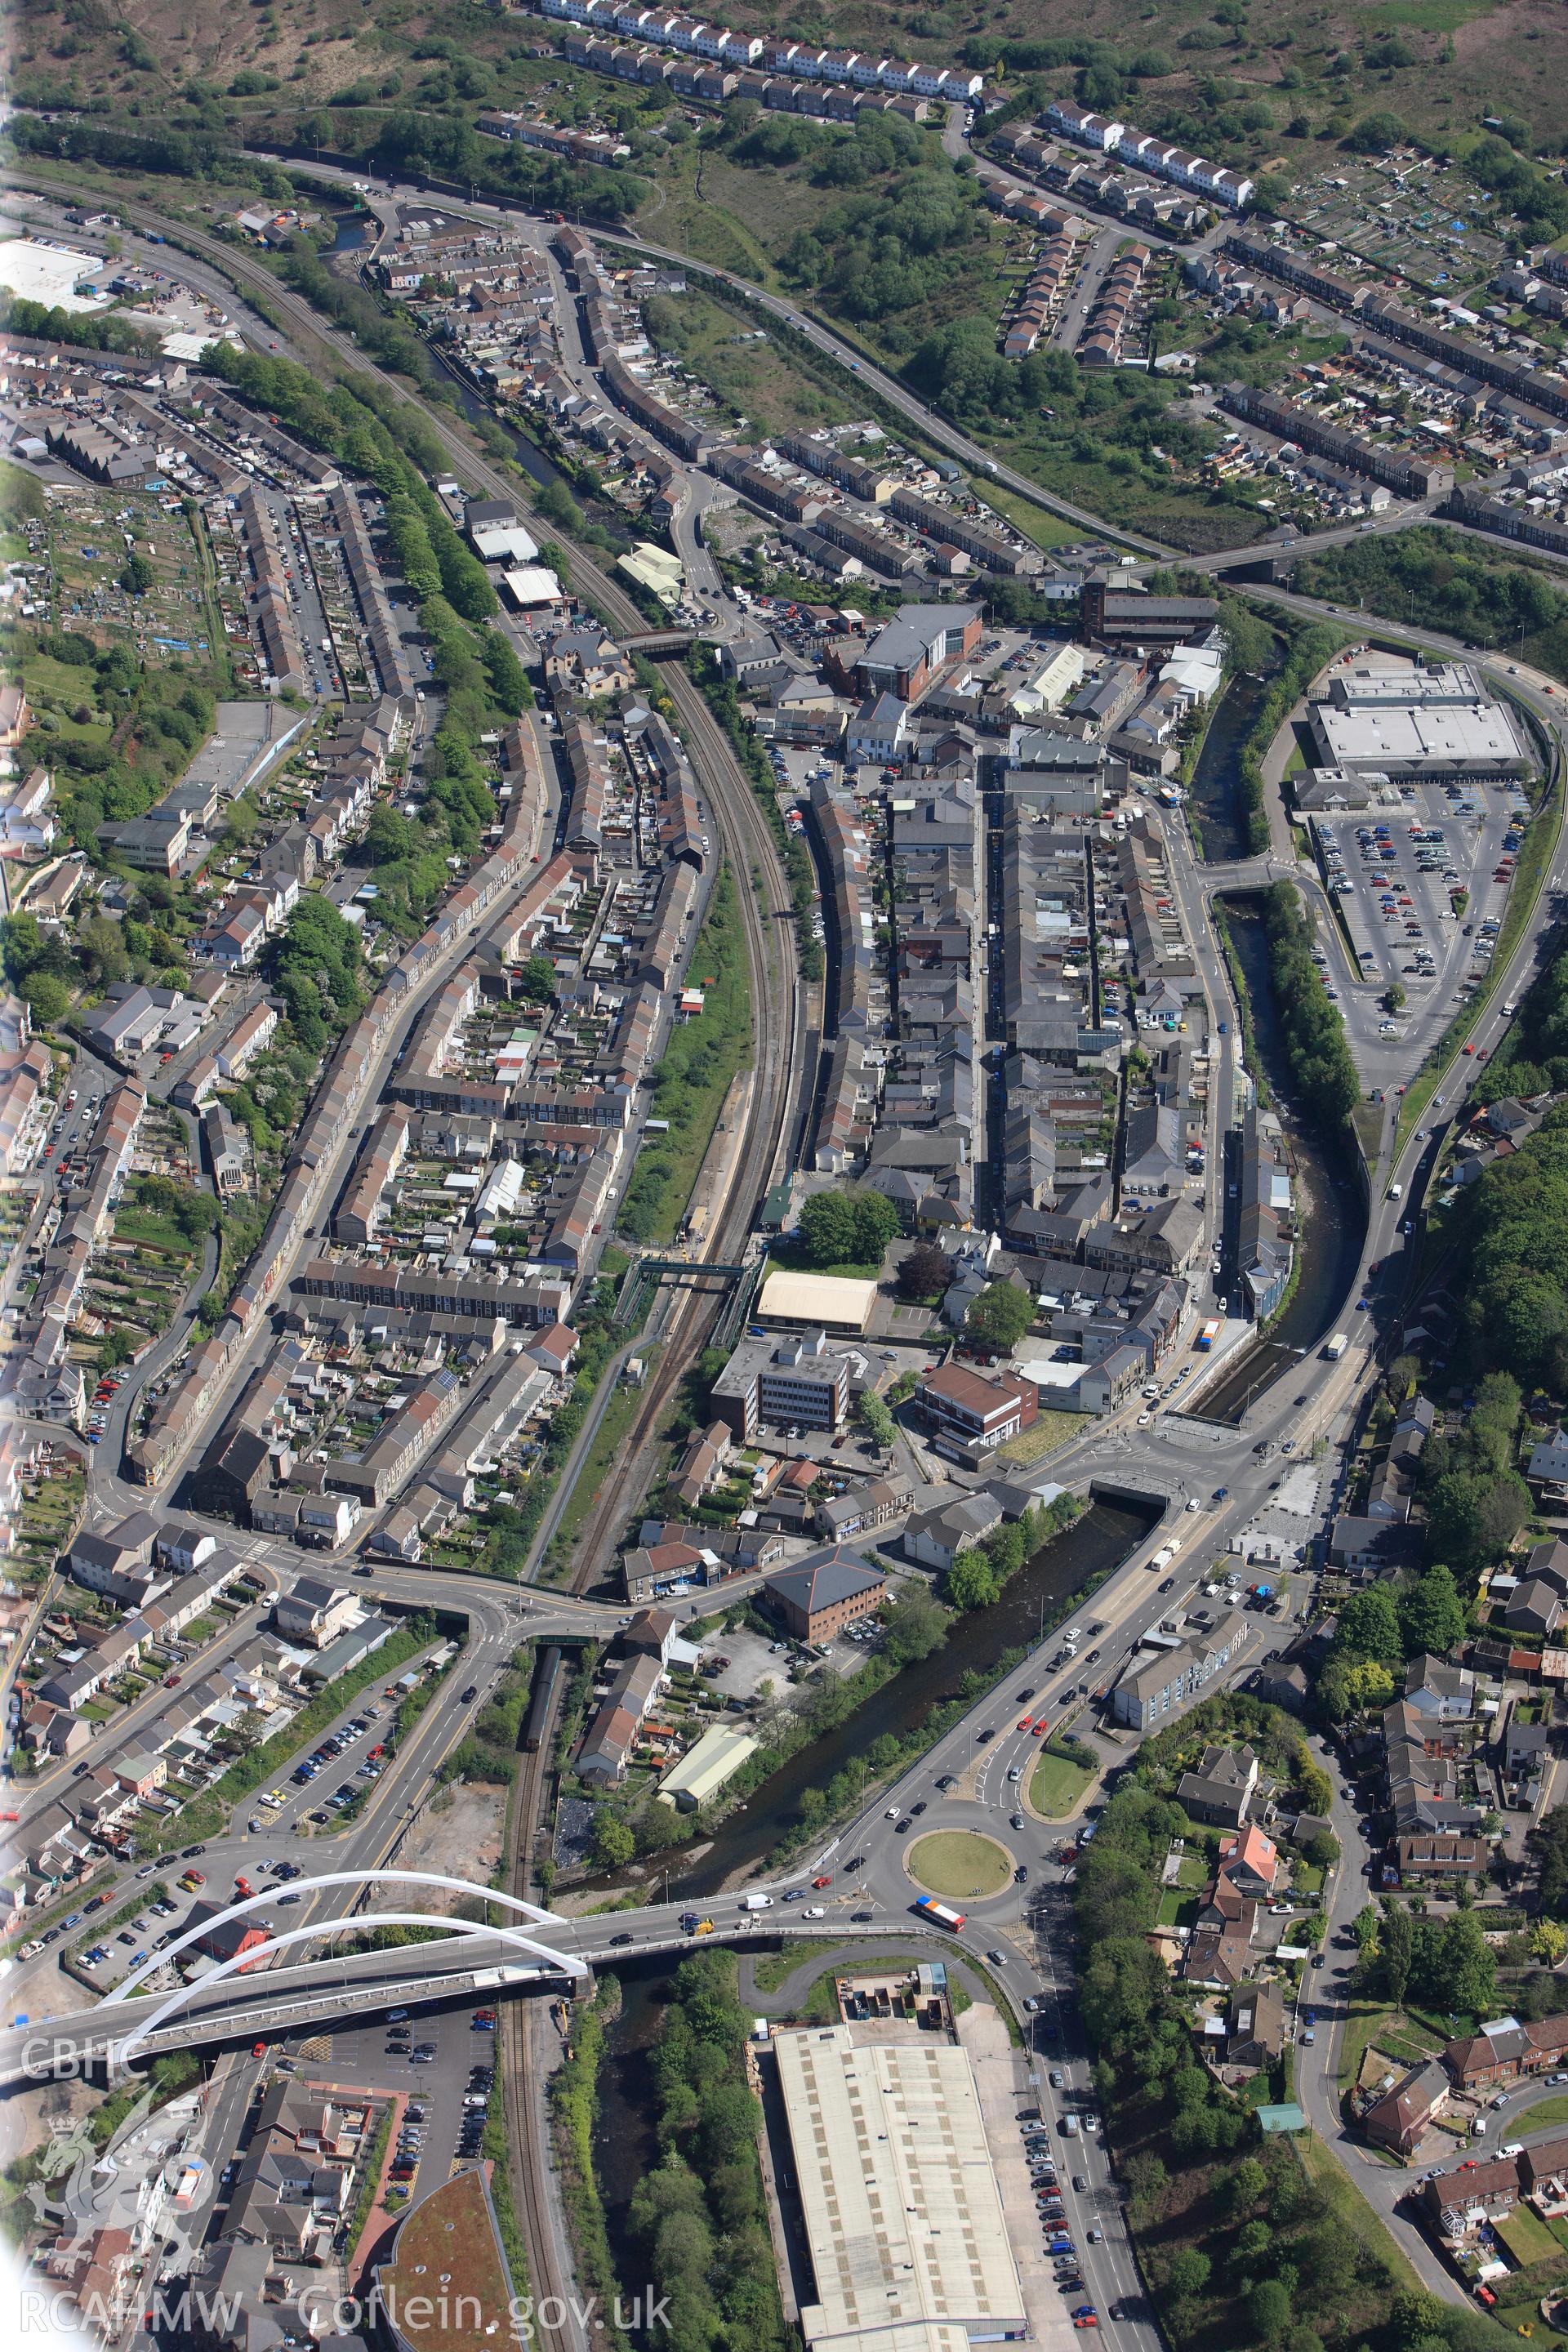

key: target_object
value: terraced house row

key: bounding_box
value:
[535,0,984,96]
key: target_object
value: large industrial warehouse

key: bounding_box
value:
[773,2025,1027,2352]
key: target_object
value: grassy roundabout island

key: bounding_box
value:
[906,1829,1014,1900]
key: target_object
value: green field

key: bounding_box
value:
[1512,2095,1568,2136]
[972,483,1087,552]
[997,1410,1085,1468]
[617,866,752,1246]
[1156,1891,1200,1929]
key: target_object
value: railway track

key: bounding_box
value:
[11,171,814,1561]
[500,1706,575,2351]
[8,173,809,2309]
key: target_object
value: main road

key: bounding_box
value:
[14,162,1568,2316]
[4,176,813,1575]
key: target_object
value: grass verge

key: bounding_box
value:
[345,2106,393,2261]
[1030,1744,1096,1819]
[1289,2130,1426,2297]
[483,2045,532,2301]
[546,1345,661,1571]
[549,1980,633,2352]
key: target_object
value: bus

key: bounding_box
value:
[912,1896,967,1931]
[1195,1318,1221,1351]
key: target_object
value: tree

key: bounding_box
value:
[1532,1919,1568,1965]
[1166,2249,1211,2297]
[176,1193,220,1245]
[20,971,70,1025]
[366,804,415,866]
[221,791,262,852]
[76,915,127,989]
[880,1584,947,1666]
[859,1392,897,1450]
[1231,2218,1274,2276]
[515,955,557,1004]
[225,1708,266,1759]
[120,550,155,595]
[1224,2157,1268,2216]
[1431,1910,1496,2016]
[1345,110,1407,154]
[1246,2280,1295,2343]
[898,1240,955,1299]
[945,1550,1001,1610]
[1381,1904,1414,2006]
[795,1186,900,1270]
[590,1810,635,1871]
[1334,1585,1402,1664]
[1325,1656,1396,1718]
[1304,1829,1341,1870]
[965,1281,1035,1354]
[1399,1564,1466,1659]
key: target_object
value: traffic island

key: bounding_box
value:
[906,1829,1013,1901]
[1027,1735,1100,1820]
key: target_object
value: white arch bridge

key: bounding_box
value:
[0,1871,927,2087]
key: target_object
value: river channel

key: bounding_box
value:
[588,1494,1159,2322]
[1178,666,1367,1423]
[659,1495,1157,1899]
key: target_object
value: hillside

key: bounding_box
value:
[8,0,1568,163]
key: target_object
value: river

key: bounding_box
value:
[657,1497,1157,1899]
[439,361,564,491]
[1184,666,1270,863]
[1176,666,1367,1423]
[586,1491,1157,2325]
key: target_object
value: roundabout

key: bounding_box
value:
[906,1828,1014,1901]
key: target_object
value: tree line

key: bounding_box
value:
[626,1951,794,2352]
[1450,1110,1568,1394]
[1294,527,1568,685]
[1262,882,1361,1129]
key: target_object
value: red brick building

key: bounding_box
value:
[914,1363,1038,1461]
[763,1546,886,1643]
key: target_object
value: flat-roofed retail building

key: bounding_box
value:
[773,2024,1026,2352]
[757,1270,878,1332]
[1309,657,1530,780]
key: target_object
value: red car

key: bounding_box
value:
[1033,1720,1049,1737]
[252,2042,268,2059]
[812,1874,833,1889]
[1018,1717,1034,1733]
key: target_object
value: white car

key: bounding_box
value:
[804,1905,826,1918]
